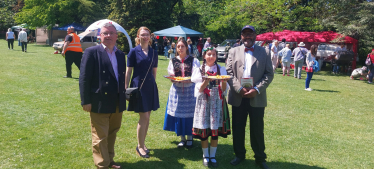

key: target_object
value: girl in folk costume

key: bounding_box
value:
[191,46,231,167]
[163,38,201,148]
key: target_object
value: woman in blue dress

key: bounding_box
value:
[125,26,159,158]
[163,38,200,148]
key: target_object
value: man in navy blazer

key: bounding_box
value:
[79,23,126,169]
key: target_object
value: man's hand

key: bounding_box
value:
[243,88,258,98]
[83,104,92,112]
[239,87,248,97]
[61,52,65,57]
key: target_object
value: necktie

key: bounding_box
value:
[245,47,254,52]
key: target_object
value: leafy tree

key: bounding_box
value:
[183,0,304,42]
[321,0,374,61]
[108,0,181,51]
[14,0,107,29]
[0,0,23,31]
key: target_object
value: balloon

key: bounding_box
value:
[187,37,190,39]
[156,36,159,39]
[174,37,178,40]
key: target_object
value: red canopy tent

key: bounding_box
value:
[257,30,358,69]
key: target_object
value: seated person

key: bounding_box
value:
[28,34,34,43]
[350,66,368,80]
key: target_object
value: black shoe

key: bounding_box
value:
[203,157,209,167]
[256,161,269,169]
[186,139,193,149]
[230,157,243,166]
[136,146,150,158]
[63,76,72,78]
[177,141,186,148]
[210,157,218,167]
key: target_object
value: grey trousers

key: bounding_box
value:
[294,59,303,78]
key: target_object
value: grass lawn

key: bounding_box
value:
[1,39,373,169]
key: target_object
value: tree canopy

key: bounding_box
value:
[14,0,108,29]
[108,0,181,50]
[0,0,23,31]
[8,0,374,61]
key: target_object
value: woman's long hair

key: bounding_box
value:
[135,26,152,46]
[310,45,317,56]
[175,38,189,56]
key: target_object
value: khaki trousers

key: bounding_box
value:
[90,107,122,169]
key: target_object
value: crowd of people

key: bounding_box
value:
[162,36,209,59]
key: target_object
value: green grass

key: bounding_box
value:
[1,39,373,169]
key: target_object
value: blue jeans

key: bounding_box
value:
[333,64,339,73]
[305,71,314,89]
[369,65,374,82]
[164,46,169,57]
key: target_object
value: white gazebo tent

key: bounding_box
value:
[86,19,133,49]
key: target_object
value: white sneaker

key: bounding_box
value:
[369,81,373,84]
[305,88,313,91]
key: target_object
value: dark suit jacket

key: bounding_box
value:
[188,44,194,55]
[226,44,274,107]
[79,45,127,113]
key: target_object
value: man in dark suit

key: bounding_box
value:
[226,25,274,169]
[79,23,126,169]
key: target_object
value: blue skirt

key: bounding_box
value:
[163,98,193,136]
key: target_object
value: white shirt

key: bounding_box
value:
[334,46,347,53]
[243,45,254,78]
[271,44,278,58]
[18,31,28,42]
[191,64,228,97]
[305,51,315,67]
[101,44,118,82]
[6,32,14,39]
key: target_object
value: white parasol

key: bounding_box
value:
[86,19,133,49]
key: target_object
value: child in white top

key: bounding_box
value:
[191,46,231,167]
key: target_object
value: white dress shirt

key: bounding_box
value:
[243,45,254,78]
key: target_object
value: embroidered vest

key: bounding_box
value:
[172,56,194,77]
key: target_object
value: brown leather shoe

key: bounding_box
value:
[109,161,121,169]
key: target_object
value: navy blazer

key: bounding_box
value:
[79,45,127,113]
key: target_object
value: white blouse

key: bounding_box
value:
[191,64,228,97]
[167,55,200,87]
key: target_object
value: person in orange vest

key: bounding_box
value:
[62,26,83,78]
